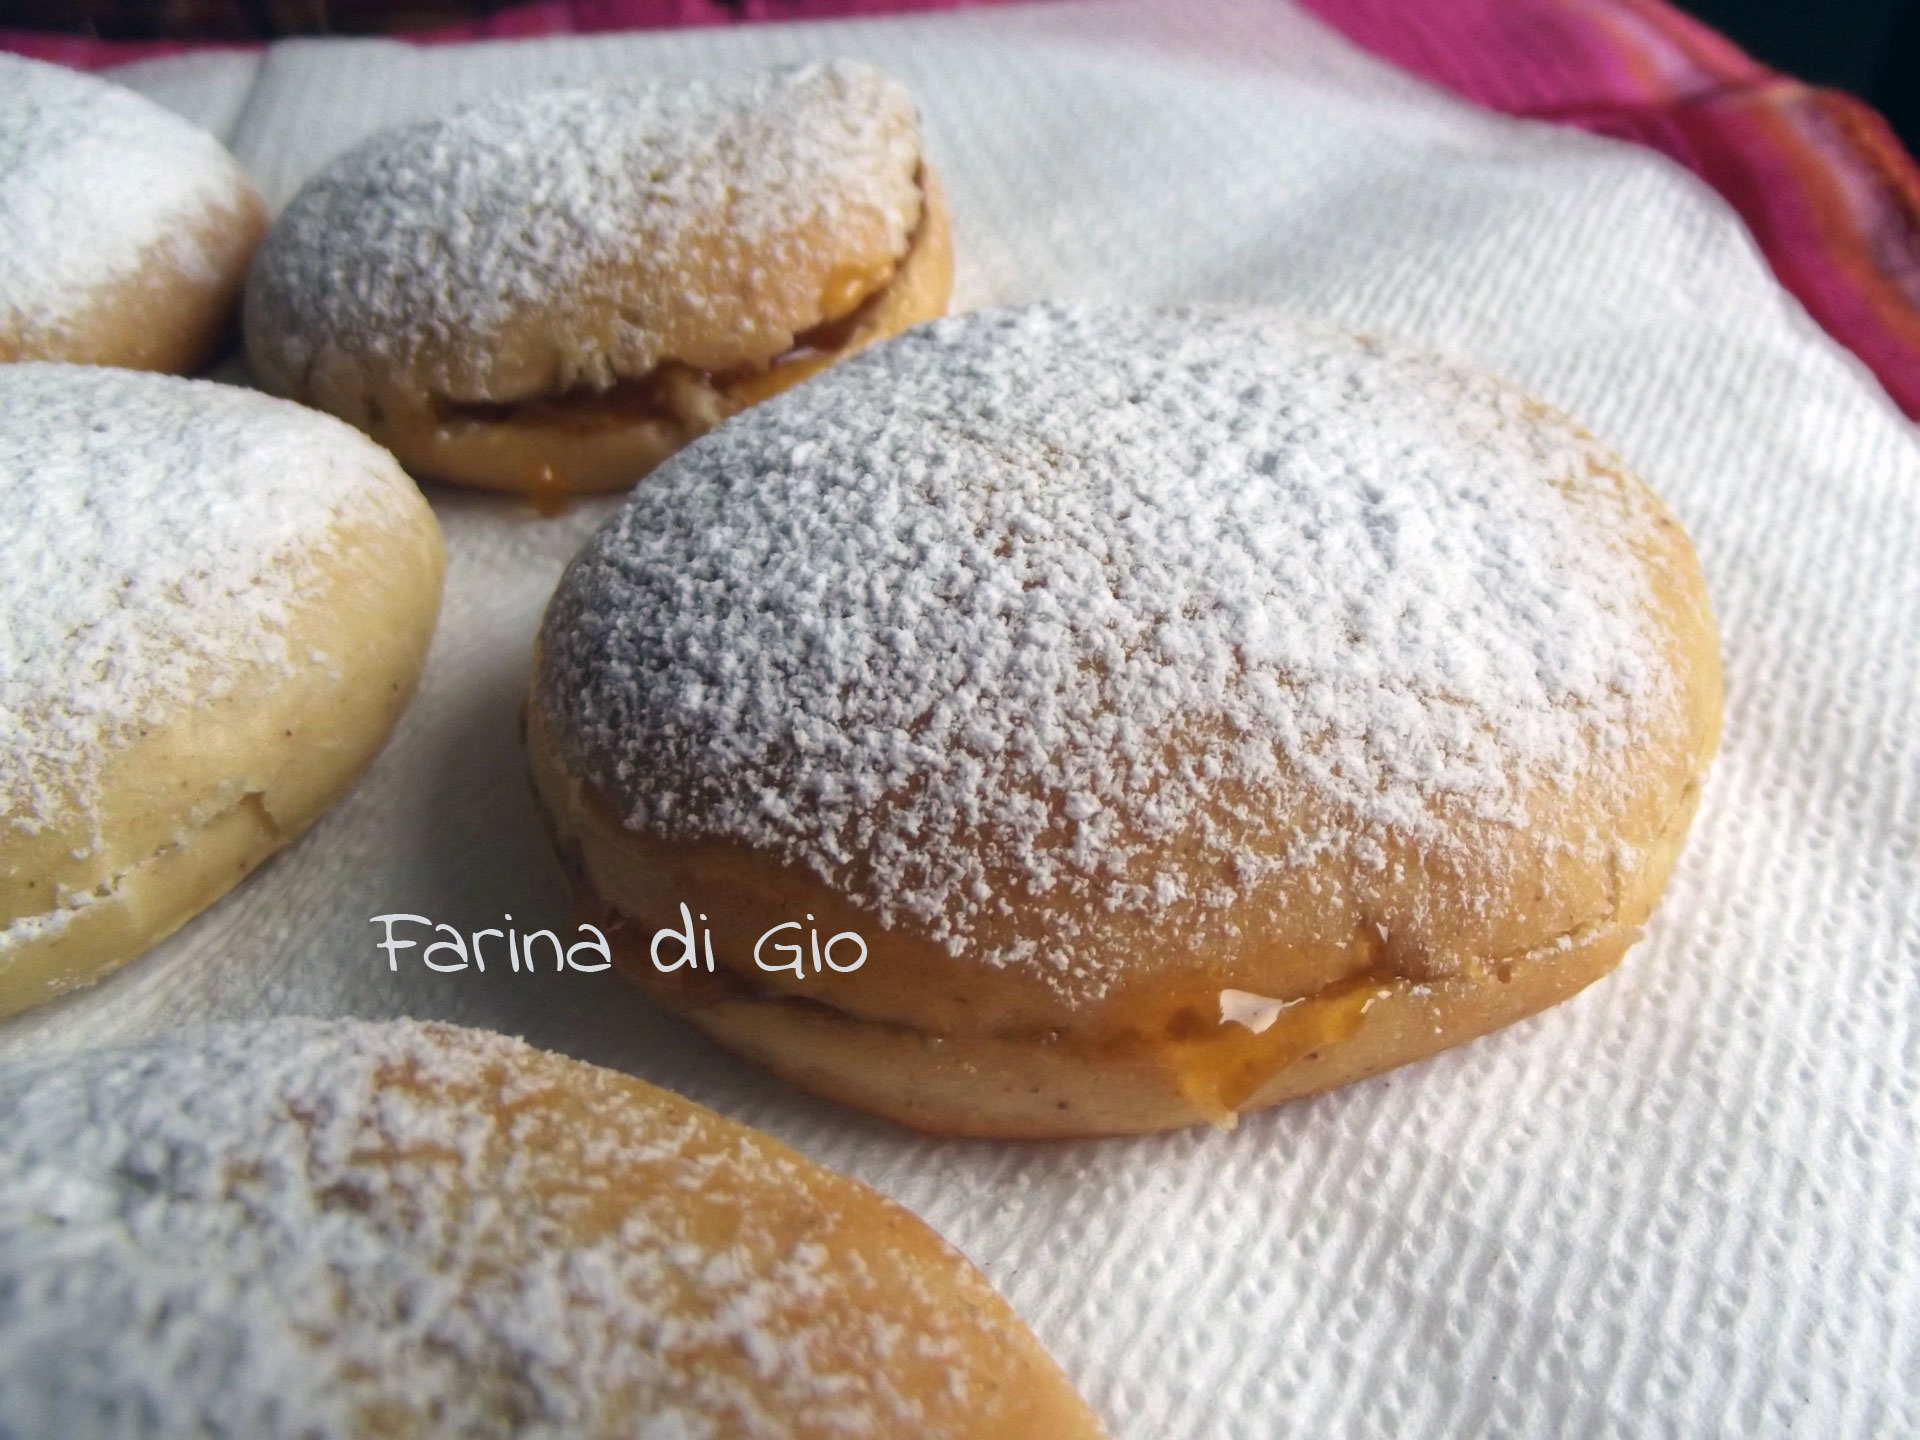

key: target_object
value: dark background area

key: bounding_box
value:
[0,0,1916,153]
[1676,0,1919,149]
[0,1,531,37]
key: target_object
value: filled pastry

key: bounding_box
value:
[529,304,1722,1136]
[245,61,952,499]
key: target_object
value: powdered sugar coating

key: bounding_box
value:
[246,61,924,403]
[0,1018,1034,1436]
[0,365,422,843]
[539,306,1679,990]
[0,55,248,335]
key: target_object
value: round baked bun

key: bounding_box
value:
[528,305,1723,1139]
[0,54,267,373]
[0,1017,1104,1438]
[0,365,443,1018]
[245,61,953,500]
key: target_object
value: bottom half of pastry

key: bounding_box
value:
[0,1017,1105,1438]
[527,702,1713,1140]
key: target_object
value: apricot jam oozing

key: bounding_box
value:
[430,259,900,444]
[604,885,1391,1126]
[525,462,569,516]
[1148,978,1389,1123]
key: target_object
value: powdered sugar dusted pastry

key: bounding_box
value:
[529,304,1723,1138]
[0,55,266,372]
[245,61,952,499]
[0,1017,1105,1438]
[0,366,443,1018]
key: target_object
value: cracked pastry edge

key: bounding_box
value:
[0,789,288,1012]
[0,510,444,1020]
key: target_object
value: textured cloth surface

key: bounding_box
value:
[1297,0,1920,422]
[1,2,1917,1435]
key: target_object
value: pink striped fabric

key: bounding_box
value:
[1296,0,1920,417]
[5,0,1917,417]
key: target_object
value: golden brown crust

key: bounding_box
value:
[365,1026,1108,1437]
[0,54,268,374]
[525,488,1719,1136]
[0,164,265,376]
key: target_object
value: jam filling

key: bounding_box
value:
[428,266,891,441]
[585,889,1394,1124]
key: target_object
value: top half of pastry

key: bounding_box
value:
[244,61,953,498]
[529,304,1723,1136]
[0,54,267,374]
